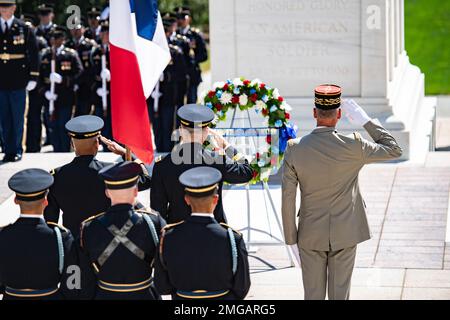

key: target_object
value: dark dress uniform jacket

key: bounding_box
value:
[151,143,254,224]
[0,218,79,300]
[44,155,151,238]
[0,18,39,90]
[79,204,166,300]
[154,216,251,300]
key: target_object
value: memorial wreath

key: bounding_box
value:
[201,78,298,184]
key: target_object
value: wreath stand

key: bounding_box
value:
[223,108,295,267]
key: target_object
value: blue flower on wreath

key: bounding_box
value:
[250,89,257,94]
[279,123,298,153]
[217,111,224,118]
[226,79,232,85]
[216,90,223,98]
[274,120,283,128]
[270,105,278,113]
[262,95,269,103]
[233,87,240,95]
[206,102,213,109]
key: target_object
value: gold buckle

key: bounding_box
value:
[0,53,10,60]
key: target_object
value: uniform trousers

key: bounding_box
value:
[299,245,357,300]
[0,89,26,156]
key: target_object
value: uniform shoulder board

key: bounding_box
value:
[220,223,242,236]
[353,132,362,142]
[136,208,159,216]
[50,167,61,176]
[155,154,168,164]
[47,221,69,232]
[162,221,185,231]
[81,212,106,227]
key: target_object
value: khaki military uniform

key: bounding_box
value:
[282,121,402,300]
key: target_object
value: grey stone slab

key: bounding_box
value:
[350,287,402,300]
[380,232,445,241]
[377,246,444,255]
[351,268,405,287]
[405,269,450,288]
[379,239,445,247]
[402,288,450,300]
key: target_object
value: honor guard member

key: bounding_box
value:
[155,167,250,300]
[35,3,56,44]
[282,85,403,300]
[85,7,101,44]
[150,104,254,224]
[91,19,112,142]
[80,162,166,300]
[44,115,151,237]
[175,6,207,104]
[24,14,47,153]
[39,26,83,152]
[66,19,97,117]
[164,12,190,108]
[0,169,79,300]
[0,0,39,162]
[148,16,187,152]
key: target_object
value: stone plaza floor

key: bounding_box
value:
[0,149,449,300]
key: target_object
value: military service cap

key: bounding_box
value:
[8,169,54,201]
[65,115,104,139]
[87,7,101,19]
[314,84,342,110]
[100,19,109,33]
[37,3,54,15]
[50,25,68,39]
[179,167,222,197]
[99,162,143,190]
[0,0,15,7]
[177,104,215,128]
[174,6,191,18]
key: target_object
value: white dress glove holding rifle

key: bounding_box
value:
[26,81,37,91]
[341,99,372,127]
[50,72,63,84]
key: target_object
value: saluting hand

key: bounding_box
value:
[207,128,230,151]
[100,136,126,156]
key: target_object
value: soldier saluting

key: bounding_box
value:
[0,0,39,162]
[155,167,251,300]
[80,162,166,300]
[39,26,83,152]
[0,169,79,300]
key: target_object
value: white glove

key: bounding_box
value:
[45,90,58,102]
[26,81,37,91]
[96,88,108,97]
[101,68,111,82]
[50,72,63,84]
[290,245,301,267]
[341,99,372,127]
[73,84,79,92]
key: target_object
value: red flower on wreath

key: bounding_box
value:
[278,97,284,102]
[252,170,259,179]
[243,80,251,86]
[223,84,229,91]
[285,113,291,120]
[232,95,240,104]
[215,103,222,111]
[266,135,272,144]
[260,83,266,89]
[256,152,261,159]
[250,94,258,102]
[262,108,269,116]
[208,91,215,98]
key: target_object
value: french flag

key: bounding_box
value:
[110,0,171,163]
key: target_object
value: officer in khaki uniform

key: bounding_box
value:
[281,84,403,300]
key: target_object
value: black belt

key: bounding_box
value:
[5,286,59,298]
[176,289,230,299]
[98,277,153,293]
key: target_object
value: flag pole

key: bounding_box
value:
[125,146,132,161]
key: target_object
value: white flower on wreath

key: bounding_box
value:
[213,81,226,90]
[273,88,281,100]
[251,78,262,86]
[220,92,232,105]
[239,94,248,106]
[280,101,292,112]
[255,100,267,113]
[232,78,243,87]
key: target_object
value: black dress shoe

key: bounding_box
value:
[1,154,14,162]
[12,154,22,162]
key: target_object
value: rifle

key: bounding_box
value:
[101,53,108,112]
[49,47,56,118]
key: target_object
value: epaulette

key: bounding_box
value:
[81,211,106,226]
[47,221,68,232]
[220,223,242,236]
[162,221,185,231]
[155,154,168,164]
[353,132,362,142]
[136,208,159,216]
